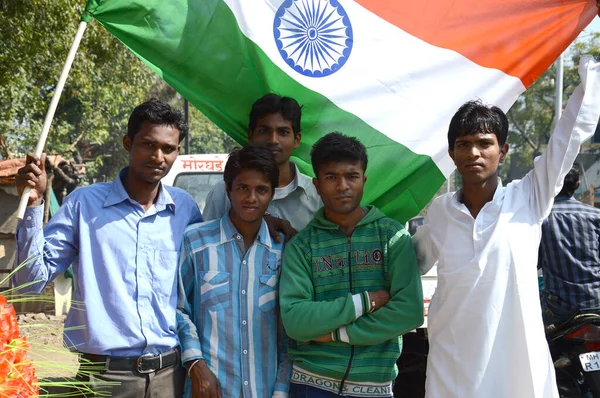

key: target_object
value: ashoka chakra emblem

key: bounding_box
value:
[273,0,353,78]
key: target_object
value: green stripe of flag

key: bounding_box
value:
[84,0,445,222]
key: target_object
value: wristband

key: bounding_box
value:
[187,359,201,378]
[369,298,377,313]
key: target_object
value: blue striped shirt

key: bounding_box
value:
[539,196,600,311]
[177,215,291,398]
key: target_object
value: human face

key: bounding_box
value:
[227,169,274,225]
[123,122,180,185]
[248,113,300,166]
[313,161,367,217]
[449,132,508,186]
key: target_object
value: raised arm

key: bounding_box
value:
[523,56,600,219]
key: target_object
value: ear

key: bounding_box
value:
[363,174,368,184]
[312,177,321,196]
[293,132,302,149]
[123,135,132,151]
[499,143,509,163]
[248,128,254,142]
[448,149,456,164]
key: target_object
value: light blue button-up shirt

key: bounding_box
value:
[177,215,291,398]
[14,169,202,356]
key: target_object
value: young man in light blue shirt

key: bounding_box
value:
[178,144,291,398]
[14,99,202,397]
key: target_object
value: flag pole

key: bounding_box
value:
[16,21,89,219]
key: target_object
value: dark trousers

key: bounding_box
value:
[71,356,185,397]
[541,292,575,328]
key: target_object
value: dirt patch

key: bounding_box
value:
[18,313,80,396]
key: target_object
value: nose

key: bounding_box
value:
[467,145,480,159]
[246,189,258,203]
[337,177,350,191]
[151,148,165,163]
[266,131,279,145]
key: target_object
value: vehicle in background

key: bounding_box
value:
[547,311,600,397]
[162,154,228,213]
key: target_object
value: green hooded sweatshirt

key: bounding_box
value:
[280,206,424,388]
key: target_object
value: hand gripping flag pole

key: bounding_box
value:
[16,21,88,219]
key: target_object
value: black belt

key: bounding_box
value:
[80,347,179,374]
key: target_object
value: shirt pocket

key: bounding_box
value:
[200,271,231,311]
[152,250,178,298]
[258,273,279,313]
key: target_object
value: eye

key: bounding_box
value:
[278,129,290,136]
[162,146,176,154]
[237,186,246,191]
[325,175,335,180]
[258,187,268,194]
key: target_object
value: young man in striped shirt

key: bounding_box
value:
[280,133,424,398]
[177,144,291,398]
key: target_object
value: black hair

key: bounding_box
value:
[311,132,368,176]
[558,163,581,197]
[448,100,508,150]
[127,99,188,142]
[224,143,279,192]
[248,94,302,136]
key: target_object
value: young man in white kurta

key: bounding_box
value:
[414,56,600,398]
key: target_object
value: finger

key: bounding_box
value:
[25,153,41,167]
[39,153,47,173]
[265,217,282,242]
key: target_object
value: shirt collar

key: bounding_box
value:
[452,177,504,210]
[292,162,314,191]
[103,168,176,213]
[554,194,574,203]
[219,213,272,248]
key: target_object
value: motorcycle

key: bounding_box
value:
[546,311,600,397]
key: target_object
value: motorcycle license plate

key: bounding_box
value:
[579,351,600,372]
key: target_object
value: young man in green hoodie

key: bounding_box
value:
[279,132,424,398]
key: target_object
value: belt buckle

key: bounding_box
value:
[136,353,160,374]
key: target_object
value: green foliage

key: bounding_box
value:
[0,0,236,183]
[0,0,153,177]
[147,79,237,156]
[503,33,600,181]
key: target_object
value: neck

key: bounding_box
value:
[122,172,161,211]
[278,161,294,187]
[324,206,366,236]
[229,211,262,252]
[460,177,499,218]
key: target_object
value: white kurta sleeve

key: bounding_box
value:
[521,56,600,219]
[413,204,440,275]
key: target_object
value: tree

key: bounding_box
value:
[503,33,600,181]
[0,0,154,179]
[0,0,235,183]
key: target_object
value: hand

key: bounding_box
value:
[264,214,297,243]
[189,360,222,398]
[16,153,47,206]
[312,333,333,343]
[367,290,391,312]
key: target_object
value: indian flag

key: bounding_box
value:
[83,0,597,222]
